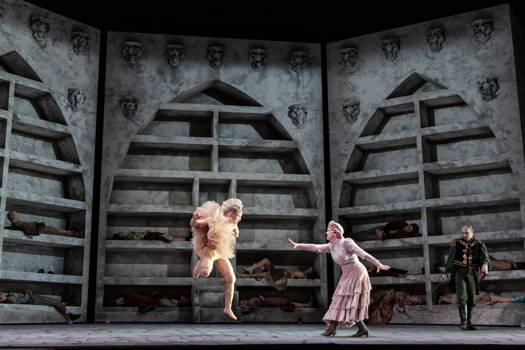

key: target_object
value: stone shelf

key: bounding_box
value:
[0,304,84,323]
[356,237,423,251]
[342,166,419,185]
[12,114,71,139]
[7,150,82,176]
[355,134,417,151]
[426,191,520,210]
[242,207,319,219]
[218,138,298,152]
[0,71,51,94]
[0,109,9,119]
[369,274,427,285]
[239,307,324,323]
[428,230,524,246]
[336,200,422,218]
[160,103,273,115]
[430,270,525,282]
[103,277,194,286]
[0,270,83,285]
[95,307,193,323]
[421,122,492,141]
[130,135,215,151]
[106,204,194,217]
[384,89,462,107]
[6,190,86,212]
[423,156,509,175]
[5,190,86,212]
[105,240,192,252]
[236,278,321,288]
[113,169,313,186]
[236,242,307,251]
[3,229,85,248]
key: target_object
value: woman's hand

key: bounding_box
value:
[288,238,299,249]
[376,262,391,273]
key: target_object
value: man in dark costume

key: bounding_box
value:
[440,224,490,330]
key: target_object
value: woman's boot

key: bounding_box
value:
[320,321,337,337]
[351,320,369,337]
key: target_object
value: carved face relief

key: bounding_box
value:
[30,15,49,43]
[67,88,86,112]
[249,47,267,71]
[166,43,185,67]
[339,45,358,72]
[208,45,225,69]
[477,77,499,101]
[288,104,307,127]
[122,41,143,65]
[382,37,400,61]
[472,18,493,43]
[120,97,138,118]
[289,50,308,73]
[342,101,360,123]
[71,30,90,55]
[426,27,446,52]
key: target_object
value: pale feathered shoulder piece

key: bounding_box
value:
[221,198,243,212]
[197,201,220,218]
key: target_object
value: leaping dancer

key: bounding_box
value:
[190,198,243,320]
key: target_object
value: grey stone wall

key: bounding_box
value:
[328,4,525,325]
[0,0,99,323]
[96,32,326,322]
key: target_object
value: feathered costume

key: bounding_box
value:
[190,198,243,320]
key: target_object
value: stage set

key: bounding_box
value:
[0,0,525,349]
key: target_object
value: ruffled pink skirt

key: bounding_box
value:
[323,261,371,325]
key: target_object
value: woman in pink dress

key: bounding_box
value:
[288,221,390,337]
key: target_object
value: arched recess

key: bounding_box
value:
[334,74,521,318]
[0,51,89,324]
[99,79,325,323]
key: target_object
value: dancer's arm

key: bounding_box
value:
[288,238,331,253]
[343,238,390,272]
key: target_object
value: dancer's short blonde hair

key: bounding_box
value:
[328,220,344,238]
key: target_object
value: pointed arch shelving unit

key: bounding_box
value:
[334,73,525,325]
[96,80,326,323]
[0,51,90,323]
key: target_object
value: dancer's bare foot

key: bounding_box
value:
[224,308,237,320]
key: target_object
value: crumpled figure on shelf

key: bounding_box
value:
[375,220,419,240]
[0,289,80,323]
[115,292,190,313]
[6,211,84,238]
[238,258,318,292]
[368,266,424,278]
[239,295,313,314]
[439,292,503,305]
[112,230,188,243]
[368,289,423,324]
[190,198,243,320]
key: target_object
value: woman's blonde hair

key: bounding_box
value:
[328,221,344,238]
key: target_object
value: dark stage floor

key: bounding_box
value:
[0,323,524,349]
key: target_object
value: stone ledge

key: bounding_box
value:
[114,169,313,186]
[337,200,422,218]
[8,150,82,176]
[6,190,86,212]
[424,156,510,176]
[428,230,524,245]
[0,270,83,285]
[160,103,273,115]
[3,229,85,248]
[103,276,194,286]
[369,274,427,285]
[343,166,419,185]
[426,191,520,210]
[219,138,298,152]
[356,237,423,251]
[105,240,192,251]
[12,113,71,139]
[236,278,321,288]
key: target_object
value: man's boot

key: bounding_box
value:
[466,304,476,330]
[458,304,468,330]
[320,321,337,337]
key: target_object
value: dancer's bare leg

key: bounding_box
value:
[193,256,213,278]
[215,258,237,320]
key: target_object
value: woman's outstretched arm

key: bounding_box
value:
[288,238,331,253]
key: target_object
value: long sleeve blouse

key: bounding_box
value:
[296,237,380,266]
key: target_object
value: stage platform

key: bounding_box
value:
[0,323,524,349]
